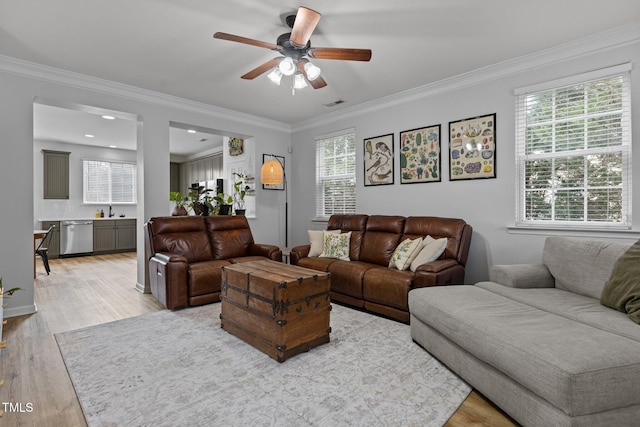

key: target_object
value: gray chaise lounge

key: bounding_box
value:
[409,236,640,427]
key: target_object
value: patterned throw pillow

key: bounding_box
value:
[319,231,352,261]
[308,229,341,257]
[389,237,424,271]
[410,236,448,272]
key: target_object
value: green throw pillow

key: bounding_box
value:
[600,239,640,324]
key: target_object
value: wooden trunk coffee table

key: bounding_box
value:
[220,260,331,362]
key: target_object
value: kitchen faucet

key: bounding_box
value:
[109,205,114,217]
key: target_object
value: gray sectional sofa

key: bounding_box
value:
[409,236,640,427]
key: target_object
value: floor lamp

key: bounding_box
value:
[261,154,288,248]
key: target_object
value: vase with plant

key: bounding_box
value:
[187,186,215,216]
[169,191,189,216]
[214,192,233,216]
[232,172,248,215]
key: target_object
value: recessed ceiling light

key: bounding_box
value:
[187,129,196,134]
[109,145,117,148]
[102,115,116,120]
[85,134,94,138]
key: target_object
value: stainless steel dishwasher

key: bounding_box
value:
[60,220,94,255]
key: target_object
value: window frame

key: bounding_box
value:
[514,64,632,230]
[83,158,137,205]
[315,129,357,220]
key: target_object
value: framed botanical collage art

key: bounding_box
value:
[399,125,441,184]
[448,113,496,181]
[361,113,496,185]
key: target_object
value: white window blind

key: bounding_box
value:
[515,65,631,228]
[315,130,356,218]
[83,160,137,204]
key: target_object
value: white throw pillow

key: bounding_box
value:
[388,237,424,271]
[410,236,448,272]
[319,231,352,261]
[308,229,340,257]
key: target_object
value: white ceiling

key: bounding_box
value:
[4,1,640,152]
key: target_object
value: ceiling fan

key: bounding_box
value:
[213,6,372,93]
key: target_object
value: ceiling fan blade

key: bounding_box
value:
[213,32,278,50]
[308,75,327,89]
[289,7,321,48]
[308,47,372,62]
[241,58,281,80]
[297,61,327,89]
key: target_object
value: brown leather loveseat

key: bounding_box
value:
[144,215,282,309]
[290,214,472,322]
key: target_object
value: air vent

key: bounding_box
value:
[324,99,345,107]
[199,138,208,142]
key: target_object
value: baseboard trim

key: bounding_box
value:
[3,303,37,318]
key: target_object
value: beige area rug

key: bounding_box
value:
[56,303,470,427]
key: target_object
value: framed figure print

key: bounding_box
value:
[449,113,496,181]
[363,133,394,186]
[400,124,441,184]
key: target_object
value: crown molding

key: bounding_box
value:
[0,55,291,134]
[291,21,640,133]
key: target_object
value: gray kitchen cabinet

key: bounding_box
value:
[42,150,70,199]
[93,220,116,253]
[115,219,136,251]
[40,220,61,259]
[93,219,136,253]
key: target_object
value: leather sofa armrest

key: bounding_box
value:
[248,244,283,262]
[290,245,311,265]
[489,264,555,288]
[149,252,189,309]
[153,252,188,264]
[414,259,458,273]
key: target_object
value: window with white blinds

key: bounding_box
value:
[315,130,356,218]
[83,160,137,204]
[514,64,632,228]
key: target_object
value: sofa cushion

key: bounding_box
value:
[410,236,447,272]
[206,216,254,260]
[150,216,212,263]
[476,281,640,342]
[297,256,337,272]
[389,237,423,270]
[543,236,630,299]
[600,239,640,324]
[409,285,640,416]
[327,215,368,261]
[403,216,470,264]
[320,231,352,261]
[364,267,413,310]
[308,229,340,257]
[188,260,230,296]
[328,260,377,299]
[359,215,405,266]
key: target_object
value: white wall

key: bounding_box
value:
[33,140,138,224]
[289,38,640,284]
[0,58,291,316]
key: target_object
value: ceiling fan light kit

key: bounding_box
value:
[267,68,283,85]
[213,6,371,95]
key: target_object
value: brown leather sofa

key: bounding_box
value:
[144,215,282,309]
[290,214,472,322]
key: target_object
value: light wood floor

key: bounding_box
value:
[1,253,517,426]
